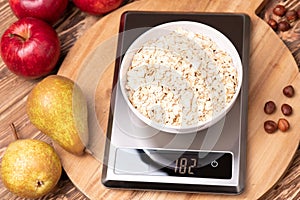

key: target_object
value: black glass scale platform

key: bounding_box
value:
[102,11,250,194]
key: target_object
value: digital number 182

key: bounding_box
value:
[174,157,197,175]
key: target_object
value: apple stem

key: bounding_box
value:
[10,123,19,141]
[9,33,27,42]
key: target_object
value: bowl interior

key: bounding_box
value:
[119,21,243,134]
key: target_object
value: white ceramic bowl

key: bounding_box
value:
[119,21,243,134]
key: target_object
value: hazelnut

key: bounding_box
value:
[283,85,295,97]
[267,19,278,30]
[273,5,286,16]
[264,101,276,114]
[278,21,290,32]
[281,103,293,116]
[285,10,298,22]
[277,118,290,132]
[264,120,278,133]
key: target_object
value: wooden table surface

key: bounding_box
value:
[0,0,300,199]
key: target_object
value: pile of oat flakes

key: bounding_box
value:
[125,28,238,127]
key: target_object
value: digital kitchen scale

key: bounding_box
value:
[102,11,250,194]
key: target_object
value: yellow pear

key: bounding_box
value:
[1,129,62,198]
[26,75,89,155]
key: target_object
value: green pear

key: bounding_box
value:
[26,75,89,156]
[1,137,62,198]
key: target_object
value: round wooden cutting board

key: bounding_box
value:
[55,0,300,199]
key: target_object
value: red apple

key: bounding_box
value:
[0,17,60,79]
[9,0,68,24]
[73,0,123,15]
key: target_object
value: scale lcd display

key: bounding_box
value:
[140,149,233,179]
[116,148,233,179]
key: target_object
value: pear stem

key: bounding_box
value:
[84,148,93,155]
[10,123,19,141]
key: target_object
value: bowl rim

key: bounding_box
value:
[119,20,243,134]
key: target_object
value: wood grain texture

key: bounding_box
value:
[56,0,300,199]
[0,0,96,199]
[0,0,300,199]
[258,0,300,69]
[260,149,300,200]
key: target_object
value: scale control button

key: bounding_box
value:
[211,160,218,168]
